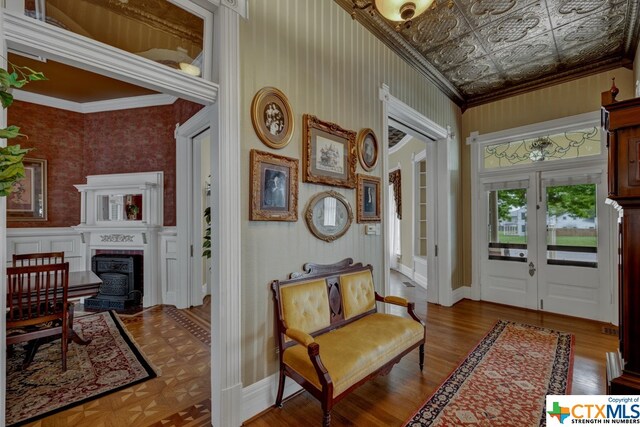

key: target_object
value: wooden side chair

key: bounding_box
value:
[12,251,65,267]
[6,262,73,371]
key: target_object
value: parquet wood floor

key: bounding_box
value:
[20,304,212,427]
[24,274,617,427]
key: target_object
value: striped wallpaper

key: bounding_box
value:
[239,0,462,386]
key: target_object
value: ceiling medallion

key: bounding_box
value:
[351,0,446,30]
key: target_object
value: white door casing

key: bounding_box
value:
[379,84,453,306]
[176,107,212,309]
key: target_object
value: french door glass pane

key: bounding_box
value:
[488,188,528,262]
[546,184,597,267]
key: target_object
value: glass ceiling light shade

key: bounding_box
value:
[373,0,434,22]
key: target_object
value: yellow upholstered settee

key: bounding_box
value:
[271,259,425,427]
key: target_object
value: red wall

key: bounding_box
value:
[8,98,203,227]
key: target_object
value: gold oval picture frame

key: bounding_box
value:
[305,191,353,242]
[357,128,378,171]
[251,87,294,149]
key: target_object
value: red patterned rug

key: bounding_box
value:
[5,310,157,426]
[405,320,574,426]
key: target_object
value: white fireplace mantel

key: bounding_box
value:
[73,172,164,307]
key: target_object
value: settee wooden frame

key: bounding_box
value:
[271,258,426,426]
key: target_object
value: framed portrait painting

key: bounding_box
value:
[7,158,47,222]
[357,174,381,223]
[250,149,298,221]
[251,87,294,149]
[357,128,378,171]
[302,114,356,188]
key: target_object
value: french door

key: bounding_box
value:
[479,168,610,321]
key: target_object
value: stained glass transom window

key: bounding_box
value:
[483,127,601,170]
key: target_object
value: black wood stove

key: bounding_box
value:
[85,254,143,310]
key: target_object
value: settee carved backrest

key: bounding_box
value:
[272,259,376,351]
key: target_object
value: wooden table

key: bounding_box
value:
[68,270,103,299]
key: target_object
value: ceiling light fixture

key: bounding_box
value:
[351,0,435,30]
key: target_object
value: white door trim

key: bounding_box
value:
[176,107,212,309]
[380,84,454,306]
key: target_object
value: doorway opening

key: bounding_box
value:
[387,120,436,300]
[380,84,452,307]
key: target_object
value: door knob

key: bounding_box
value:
[528,261,536,277]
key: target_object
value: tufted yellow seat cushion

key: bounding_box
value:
[340,270,375,320]
[281,279,330,335]
[282,313,424,397]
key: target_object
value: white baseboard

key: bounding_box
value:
[397,263,413,280]
[413,272,427,289]
[452,285,472,304]
[242,372,302,421]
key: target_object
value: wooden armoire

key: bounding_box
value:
[601,86,640,394]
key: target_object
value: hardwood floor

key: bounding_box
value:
[245,270,618,426]
[22,275,617,427]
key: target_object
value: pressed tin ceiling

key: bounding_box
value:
[388,126,408,148]
[338,0,640,108]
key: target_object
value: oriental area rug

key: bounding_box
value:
[405,320,574,427]
[6,310,157,426]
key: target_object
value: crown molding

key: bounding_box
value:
[337,0,465,108]
[13,90,178,114]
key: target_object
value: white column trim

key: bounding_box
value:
[219,0,248,17]
[436,128,454,306]
[212,6,243,426]
[2,10,217,105]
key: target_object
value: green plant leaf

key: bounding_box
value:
[0,162,25,180]
[0,68,12,89]
[0,90,14,108]
[0,125,24,139]
[8,72,27,89]
[28,72,47,81]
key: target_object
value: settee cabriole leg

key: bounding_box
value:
[419,343,425,372]
[275,369,285,408]
[322,410,331,427]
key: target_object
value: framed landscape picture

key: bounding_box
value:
[251,87,294,149]
[8,158,47,222]
[357,174,381,223]
[302,114,356,188]
[250,149,298,221]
